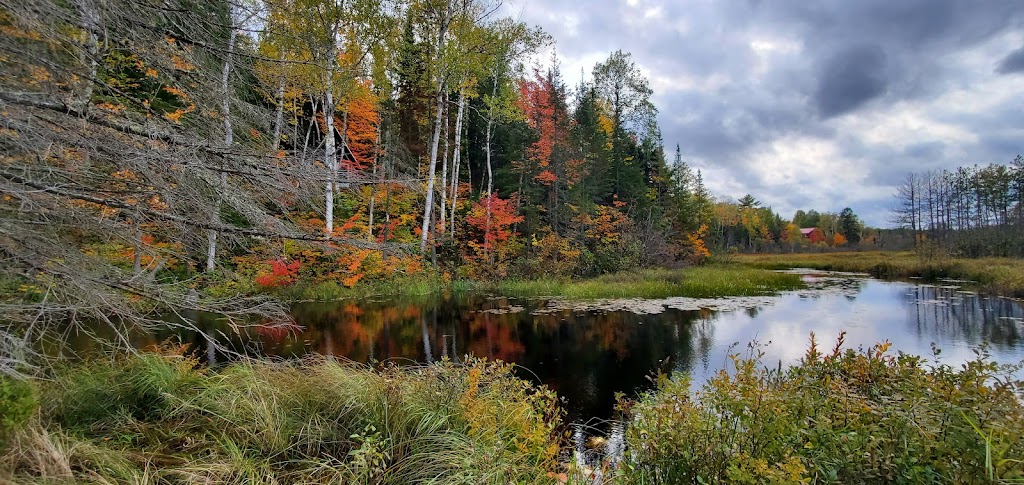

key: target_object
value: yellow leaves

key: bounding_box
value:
[683,224,711,262]
[96,102,125,114]
[144,67,159,78]
[165,105,195,123]
[170,55,195,72]
[147,195,168,211]
[597,112,615,137]
[28,66,51,85]
[162,85,188,99]
[112,169,139,181]
[0,23,42,41]
[342,273,363,288]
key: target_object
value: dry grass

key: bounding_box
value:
[735,251,1024,297]
[1,354,564,484]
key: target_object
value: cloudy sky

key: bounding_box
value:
[507,0,1024,226]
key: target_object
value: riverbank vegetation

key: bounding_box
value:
[1,354,562,483]
[736,251,1024,297]
[620,335,1024,483]
[494,265,804,299]
[3,338,1021,483]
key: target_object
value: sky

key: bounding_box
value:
[506,0,1024,227]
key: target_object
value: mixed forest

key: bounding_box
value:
[0,0,876,333]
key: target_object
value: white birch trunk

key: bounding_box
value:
[272,52,287,152]
[418,5,450,253]
[439,92,450,234]
[74,0,100,115]
[483,78,497,250]
[449,90,465,237]
[207,14,236,272]
[368,123,381,240]
[324,61,337,236]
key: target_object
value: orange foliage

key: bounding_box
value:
[831,232,848,246]
[684,223,711,263]
[465,193,523,250]
[338,83,379,170]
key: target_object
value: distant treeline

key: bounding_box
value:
[892,157,1024,257]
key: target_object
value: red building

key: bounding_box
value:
[800,227,826,244]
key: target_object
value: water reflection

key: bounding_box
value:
[61,275,1024,426]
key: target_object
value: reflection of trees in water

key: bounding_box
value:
[904,286,1024,350]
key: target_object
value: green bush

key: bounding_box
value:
[619,335,1024,484]
[0,376,36,438]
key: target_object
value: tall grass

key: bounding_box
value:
[2,353,562,484]
[735,251,1024,297]
[4,341,1022,483]
[617,336,1024,484]
[496,266,805,299]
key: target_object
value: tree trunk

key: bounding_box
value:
[368,123,381,240]
[418,8,450,253]
[324,70,337,236]
[272,52,287,153]
[450,90,465,238]
[483,78,497,250]
[74,0,100,116]
[207,15,236,272]
[439,92,450,235]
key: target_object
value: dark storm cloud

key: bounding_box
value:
[514,0,1024,225]
[814,45,888,118]
[996,47,1024,74]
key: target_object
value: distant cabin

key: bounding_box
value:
[800,227,826,244]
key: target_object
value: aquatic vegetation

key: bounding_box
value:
[495,265,805,299]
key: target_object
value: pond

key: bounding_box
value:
[66,271,1024,429]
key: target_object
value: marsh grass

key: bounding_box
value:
[4,342,1022,484]
[618,336,1024,484]
[495,265,805,299]
[735,251,1024,297]
[2,353,563,484]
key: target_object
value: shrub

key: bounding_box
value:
[0,376,36,439]
[619,334,1024,484]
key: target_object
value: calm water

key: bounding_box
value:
[68,272,1024,426]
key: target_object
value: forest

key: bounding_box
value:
[893,159,1024,257]
[0,0,879,333]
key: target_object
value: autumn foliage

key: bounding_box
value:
[255,260,302,288]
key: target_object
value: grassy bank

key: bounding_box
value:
[4,340,1021,483]
[619,336,1024,483]
[493,265,805,299]
[243,264,806,302]
[0,355,561,483]
[735,251,1024,297]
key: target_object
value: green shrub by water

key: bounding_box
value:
[618,335,1024,484]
